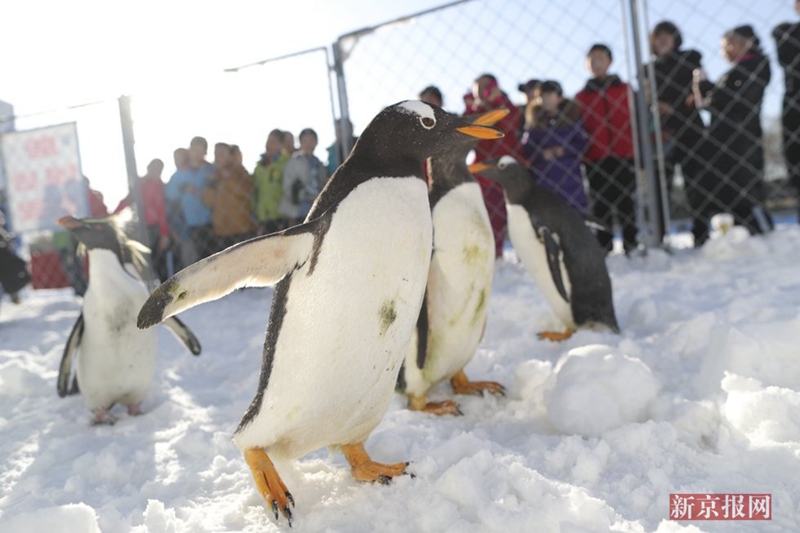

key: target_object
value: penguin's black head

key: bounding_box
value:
[468,155,533,203]
[57,216,124,257]
[428,108,511,184]
[354,100,504,164]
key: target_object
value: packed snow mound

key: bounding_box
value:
[722,373,800,445]
[0,503,100,532]
[545,345,660,437]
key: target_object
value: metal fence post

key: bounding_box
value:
[332,39,354,156]
[118,94,157,287]
[626,0,664,249]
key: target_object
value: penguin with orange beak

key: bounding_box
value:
[469,156,618,340]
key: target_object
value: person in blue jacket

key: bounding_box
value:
[521,80,589,212]
[165,136,215,262]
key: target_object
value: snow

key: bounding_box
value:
[2,224,800,532]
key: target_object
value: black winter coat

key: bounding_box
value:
[650,49,705,142]
[698,50,771,198]
[772,21,800,184]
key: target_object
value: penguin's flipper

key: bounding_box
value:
[58,313,84,397]
[415,290,429,370]
[539,226,570,304]
[162,316,202,356]
[138,216,328,328]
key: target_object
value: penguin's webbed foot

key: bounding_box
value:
[537,329,575,342]
[341,443,412,484]
[450,370,506,397]
[409,396,464,416]
[243,448,294,525]
[91,409,117,426]
[127,403,143,416]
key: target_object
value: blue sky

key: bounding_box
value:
[0,0,796,207]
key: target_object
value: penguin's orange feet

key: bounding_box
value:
[408,395,463,416]
[450,370,506,397]
[91,409,117,425]
[537,329,575,342]
[243,448,294,525]
[341,442,411,485]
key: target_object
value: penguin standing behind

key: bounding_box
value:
[398,109,507,416]
[137,101,502,525]
[469,156,619,340]
[57,216,201,425]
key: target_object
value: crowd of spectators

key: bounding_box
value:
[40,15,800,291]
[417,17,799,256]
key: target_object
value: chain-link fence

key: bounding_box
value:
[1,49,337,298]
[333,0,799,253]
[642,0,798,247]
[2,0,799,303]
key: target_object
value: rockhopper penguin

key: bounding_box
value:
[57,215,201,425]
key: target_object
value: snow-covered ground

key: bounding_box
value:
[1,225,799,533]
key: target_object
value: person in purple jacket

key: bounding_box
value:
[521,80,589,212]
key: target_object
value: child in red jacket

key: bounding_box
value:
[575,44,639,254]
[464,73,523,258]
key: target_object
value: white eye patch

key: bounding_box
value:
[498,155,517,168]
[397,100,436,123]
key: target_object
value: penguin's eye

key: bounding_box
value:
[498,162,507,170]
[420,116,435,129]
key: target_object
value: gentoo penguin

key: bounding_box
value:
[57,216,201,425]
[469,156,618,340]
[398,108,507,416]
[137,101,502,524]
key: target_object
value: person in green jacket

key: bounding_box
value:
[253,129,290,235]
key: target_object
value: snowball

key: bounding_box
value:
[545,345,660,437]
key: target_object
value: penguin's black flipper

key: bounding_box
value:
[415,290,429,370]
[539,227,570,304]
[162,316,202,356]
[58,313,84,397]
[138,213,332,328]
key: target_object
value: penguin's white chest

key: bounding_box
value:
[506,205,574,328]
[235,177,432,458]
[403,183,494,396]
[79,250,157,410]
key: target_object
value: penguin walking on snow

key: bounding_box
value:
[137,101,502,525]
[398,108,507,416]
[57,216,201,425]
[469,156,618,340]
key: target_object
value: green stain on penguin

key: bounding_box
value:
[168,281,187,301]
[379,300,397,335]
[472,288,487,325]
[463,244,486,266]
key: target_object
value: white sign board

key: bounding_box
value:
[0,99,14,190]
[1,122,87,232]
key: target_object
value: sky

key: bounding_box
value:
[0,0,798,207]
[2,224,800,531]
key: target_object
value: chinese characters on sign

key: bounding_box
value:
[0,122,87,232]
[670,494,771,521]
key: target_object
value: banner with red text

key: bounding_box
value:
[1,122,87,232]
